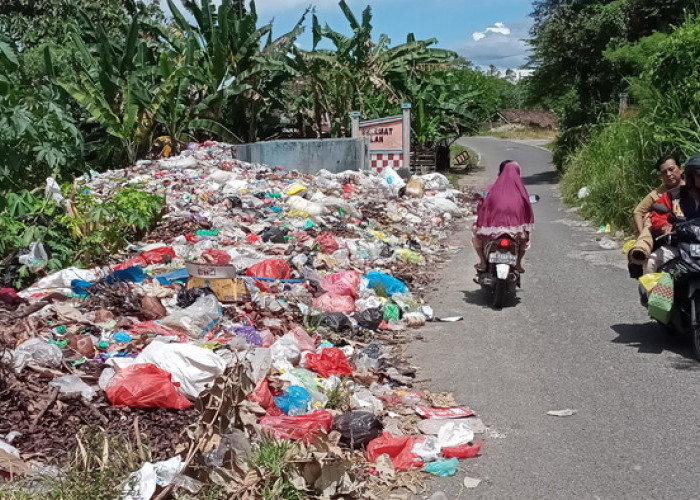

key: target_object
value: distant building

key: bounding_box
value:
[489,109,559,130]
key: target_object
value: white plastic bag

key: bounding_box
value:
[412,436,441,462]
[421,173,451,191]
[19,267,98,297]
[350,387,384,413]
[270,336,301,369]
[160,294,222,337]
[11,338,63,373]
[424,197,463,218]
[45,177,65,205]
[436,421,475,448]
[49,374,97,401]
[134,342,226,398]
[121,456,184,500]
[18,242,48,272]
[378,167,406,196]
[287,195,326,216]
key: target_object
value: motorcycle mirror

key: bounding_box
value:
[529,194,540,204]
[651,203,670,214]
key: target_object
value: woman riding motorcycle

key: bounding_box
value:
[472,161,535,273]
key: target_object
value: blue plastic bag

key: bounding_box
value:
[234,326,263,346]
[365,271,408,297]
[274,385,311,416]
[105,266,147,285]
[154,268,190,285]
[424,458,458,477]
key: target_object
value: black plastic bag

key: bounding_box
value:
[259,226,287,243]
[355,308,383,330]
[321,312,352,332]
[176,286,215,308]
[332,411,383,449]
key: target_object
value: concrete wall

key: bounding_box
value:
[235,138,370,173]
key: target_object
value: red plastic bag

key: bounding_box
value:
[105,364,192,409]
[259,410,333,443]
[249,379,276,409]
[442,441,483,459]
[140,246,176,264]
[312,293,355,313]
[113,256,147,271]
[321,271,360,298]
[129,321,186,339]
[366,433,423,471]
[286,326,317,352]
[315,232,340,254]
[246,259,291,292]
[305,347,353,378]
[202,249,231,265]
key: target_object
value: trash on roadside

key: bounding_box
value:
[332,411,383,449]
[424,458,458,477]
[547,409,577,417]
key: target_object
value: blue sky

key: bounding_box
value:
[162,0,536,69]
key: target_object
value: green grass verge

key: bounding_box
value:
[481,126,559,141]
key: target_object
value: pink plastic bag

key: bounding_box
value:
[305,347,353,378]
[113,256,147,270]
[129,321,186,339]
[415,406,475,419]
[312,293,355,313]
[286,326,317,352]
[366,433,423,471]
[321,271,360,298]
[259,410,333,443]
[315,232,340,254]
[442,441,483,459]
[105,364,192,409]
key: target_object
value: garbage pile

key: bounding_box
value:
[0,141,484,497]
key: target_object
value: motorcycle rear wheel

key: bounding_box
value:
[693,325,700,361]
[493,279,506,309]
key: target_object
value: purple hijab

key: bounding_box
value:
[475,162,534,236]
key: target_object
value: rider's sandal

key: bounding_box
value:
[474,264,487,273]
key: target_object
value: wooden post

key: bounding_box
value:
[401,103,411,170]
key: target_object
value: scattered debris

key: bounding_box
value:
[547,409,577,417]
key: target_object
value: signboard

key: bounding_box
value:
[351,104,411,172]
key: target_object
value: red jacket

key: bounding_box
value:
[650,191,674,231]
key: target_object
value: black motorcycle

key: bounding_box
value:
[646,204,700,359]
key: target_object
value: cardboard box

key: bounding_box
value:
[185,261,237,279]
[187,276,250,303]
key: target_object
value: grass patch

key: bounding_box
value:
[560,116,661,229]
[250,438,303,500]
[324,384,351,410]
[0,427,143,499]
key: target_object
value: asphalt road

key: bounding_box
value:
[410,137,700,499]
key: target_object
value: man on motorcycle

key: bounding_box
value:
[648,154,700,272]
[628,155,683,277]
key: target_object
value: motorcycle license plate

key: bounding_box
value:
[489,252,517,265]
[691,244,700,258]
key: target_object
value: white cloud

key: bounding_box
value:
[471,21,511,41]
[455,18,532,70]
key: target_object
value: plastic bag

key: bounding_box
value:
[442,441,483,459]
[320,312,352,332]
[260,226,287,243]
[305,347,353,378]
[350,387,383,412]
[396,248,423,264]
[140,246,176,264]
[18,242,48,272]
[246,259,292,292]
[12,338,63,372]
[287,196,326,216]
[424,458,458,477]
[121,456,185,500]
[176,286,216,308]
[201,249,232,265]
[382,303,400,321]
[405,176,425,198]
[161,294,221,337]
[332,411,383,449]
[639,273,663,293]
[270,336,302,367]
[355,308,383,330]
[134,342,226,398]
[284,326,316,352]
[425,197,462,217]
[49,374,96,401]
[106,364,192,409]
[412,436,441,462]
[321,271,359,298]
[315,232,340,254]
[249,379,276,411]
[313,293,356,314]
[234,326,263,346]
[366,271,408,297]
[274,385,311,416]
[366,433,423,471]
[259,410,334,443]
[378,166,406,196]
[437,421,475,449]
[421,173,451,191]
[353,342,385,372]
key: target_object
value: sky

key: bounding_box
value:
[162,0,536,71]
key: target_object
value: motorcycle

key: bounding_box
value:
[477,194,539,309]
[644,203,700,359]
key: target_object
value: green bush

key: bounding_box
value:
[560,116,664,229]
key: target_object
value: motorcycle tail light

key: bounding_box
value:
[499,238,511,248]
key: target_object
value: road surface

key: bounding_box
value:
[411,137,700,499]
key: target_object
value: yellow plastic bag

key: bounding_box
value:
[622,239,636,254]
[286,183,307,196]
[639,273,663,293]
[397,248,424,264]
